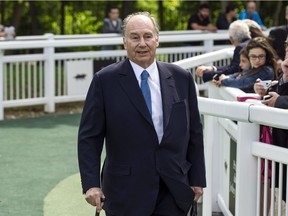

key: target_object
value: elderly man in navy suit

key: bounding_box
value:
[78,11,206,216]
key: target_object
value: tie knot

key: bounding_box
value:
[141,70,149,80]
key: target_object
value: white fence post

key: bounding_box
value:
[202,114,223,215]
[0,50,3,120]
[202,83,223,215]
[203,39,213,54]
[44,33,55,113]
[235,121,259,216]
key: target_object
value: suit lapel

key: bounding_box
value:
[158,63,179,131]
[118,60,154,127]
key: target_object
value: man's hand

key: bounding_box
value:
[191,186,203,202]
[195,66,213,77]
[212,79,221,87]
[262,92,279,107]
[85,187,105,213]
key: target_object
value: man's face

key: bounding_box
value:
[109,8,119,21]
[199,8,210,19]
[247,2,256,15]
[123,15,159,69]
[229,9,238,18]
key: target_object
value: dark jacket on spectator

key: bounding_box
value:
[269,26,288,60]
[269,75,288,202]
[216,13,236,30]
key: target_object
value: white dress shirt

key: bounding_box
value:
[130,60,164,143]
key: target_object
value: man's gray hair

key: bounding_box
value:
[122,11,159,39]
[228,20,251,42]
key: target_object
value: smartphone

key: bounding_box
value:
[212,73,221,81]
[262,95,272,100]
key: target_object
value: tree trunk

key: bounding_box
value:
[158,0,164,30]
[273,0,283,26]
[1,1,5,24]
[60,1,65,35]
[10,1,23,29]
[29,1,38,35]
[220,1,229,13]
[121,1,136,20]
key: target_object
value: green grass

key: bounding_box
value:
[0,114,83,216]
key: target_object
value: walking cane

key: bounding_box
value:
[95,197,105,216]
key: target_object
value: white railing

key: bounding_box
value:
[0,30,233,120]
[174,52,288,216]
[1,30,286,215]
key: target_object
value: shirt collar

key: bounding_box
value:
[129,60,157,81]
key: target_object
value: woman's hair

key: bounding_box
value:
[246,37,278,78]
[239,47,249,59]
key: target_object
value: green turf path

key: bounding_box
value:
[0,114,105,216]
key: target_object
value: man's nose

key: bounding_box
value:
[139,37,146,46]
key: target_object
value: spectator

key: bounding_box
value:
[196,20,251,82]
[78,11,206,216]
[102,6,122,50]
[238,1,266,30]
[254,40,288,203]
[216,4,237,30]
[214,37,276,93]
[0,25,15,41]
[187,3,217,31]
[269,6,288,63]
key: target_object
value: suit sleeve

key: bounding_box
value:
[187,72,206,187]
[78,73,106,193]
[275,96,288,109]
[216,45,241,75]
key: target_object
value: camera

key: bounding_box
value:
[259,80,272,90]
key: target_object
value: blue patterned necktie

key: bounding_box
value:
[141,70,152,115]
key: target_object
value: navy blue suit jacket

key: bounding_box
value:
[78,59,206,216]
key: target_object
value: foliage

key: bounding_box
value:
[0,1,286,37]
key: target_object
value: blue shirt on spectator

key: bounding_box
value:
[238,10,266,29]
[221,65,274,93]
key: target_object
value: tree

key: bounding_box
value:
[0,1,286,37]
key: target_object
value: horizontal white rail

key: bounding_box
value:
[252,142,288,164]
[174,48,234,69]
[0,31,234,120]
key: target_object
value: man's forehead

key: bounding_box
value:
[128,15,151,25]
[127,16,153,30]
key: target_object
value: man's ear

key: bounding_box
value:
[156,37,159,47]
[229,37,234,45]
